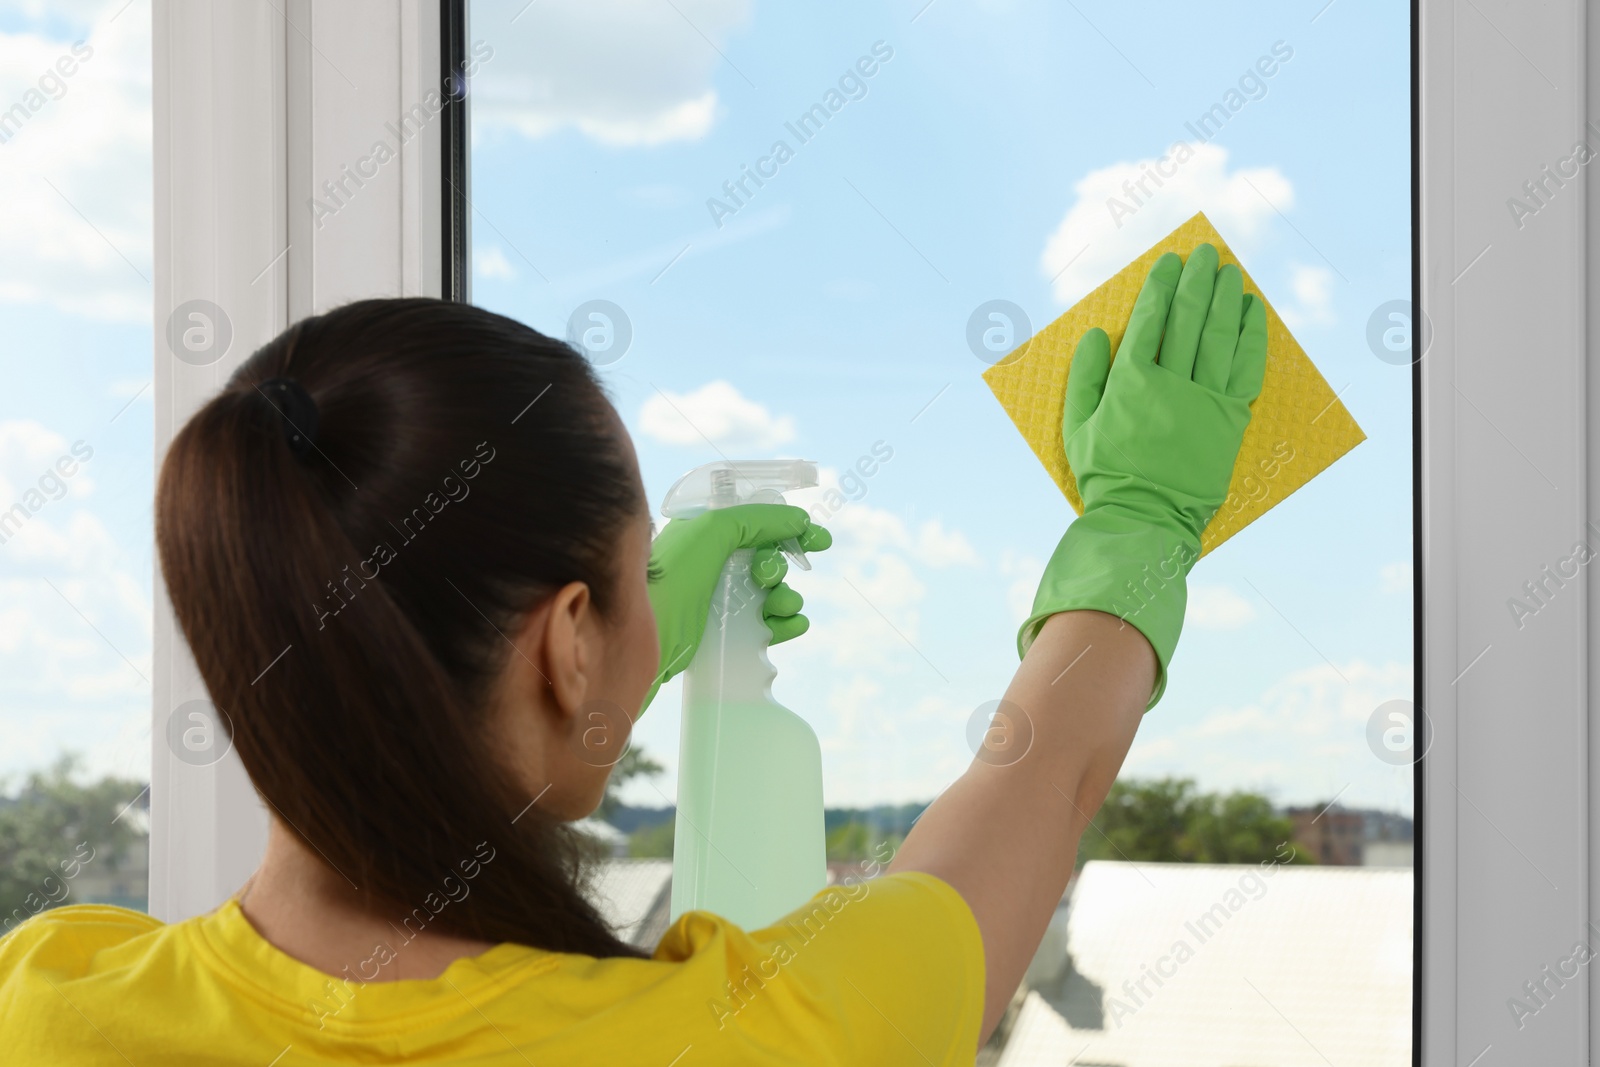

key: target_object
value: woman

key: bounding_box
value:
[0,244,1263,1063]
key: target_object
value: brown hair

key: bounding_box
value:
[157,297,646,957]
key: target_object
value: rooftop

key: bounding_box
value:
[999,861,1412,1067]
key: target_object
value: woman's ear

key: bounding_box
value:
[540,580,594,720]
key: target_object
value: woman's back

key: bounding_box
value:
[1,873,983,1065]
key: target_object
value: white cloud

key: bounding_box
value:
[0,420,95,505]
[567,93,719,147]
[998,549,1044,628]
[0,10,152,323]
[813,687,974,804]
[638,380,796,451]
[1187,584,1256,630]
[915,521,979,568]
[0,412,148,782]
[1278,263,1336,329]
[816,674,885,754]
[471,0,748,147]
[1380,562,1412,595]
[797,553,927,673]
[475,246,516,280]
[775,489,977,677]
[788,472,979,572]
[0,527,148,776]
[1124,658,1415,812]
[815,507,960,571]
[0,1,113,20]
[1041,142,1293,305]
[1193,660,1412,737]
[764,520,1005,805]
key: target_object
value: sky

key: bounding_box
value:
[464,0,1415,815]
[0,0,154,790]
[0,0,1414,817]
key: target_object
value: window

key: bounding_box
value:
[131,1,1600,1060]
[0,0,153,924]
[465,2,1414,1061]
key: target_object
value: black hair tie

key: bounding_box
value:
[258,377,320,460]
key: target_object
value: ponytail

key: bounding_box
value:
[157,298,646,957]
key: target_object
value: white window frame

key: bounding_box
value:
[151,0,448,919]
[152,2,1591,1063]
[1418,0,1593,1063]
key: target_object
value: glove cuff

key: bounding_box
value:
[1017,508,1198,710]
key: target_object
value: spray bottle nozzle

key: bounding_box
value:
[661,459,819,569]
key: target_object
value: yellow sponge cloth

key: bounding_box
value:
[983,212,1365,556]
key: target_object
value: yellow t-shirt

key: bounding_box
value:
[0,871,983,1065]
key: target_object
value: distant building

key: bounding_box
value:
[1287,805,1365,865]
[1288,805,1414,867]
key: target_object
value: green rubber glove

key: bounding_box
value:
[1020,243,1267,708]
[643,503,832,713]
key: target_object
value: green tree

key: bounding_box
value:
[1184,789,1307,864]
[1083,777,1195,864]
[628,819,675,858]
[1077,777,1311,866]
[824,821,902,863]
[0,757,146,932]
[597,746,664,823]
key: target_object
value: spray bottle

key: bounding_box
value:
[663,459,826,931]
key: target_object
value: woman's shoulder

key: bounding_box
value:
[638,870,986,1065]
[3,904,165,949]
[0,904,169,973]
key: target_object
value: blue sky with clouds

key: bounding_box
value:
[467,0,1414,813]
[0,0,1413,818]
[0,0,153,788]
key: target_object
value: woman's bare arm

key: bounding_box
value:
[890,246,1265,1044]
[889,609,1154,1042]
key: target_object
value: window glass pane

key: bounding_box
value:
[469,2,1412,1058]
[0,0,152,920]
